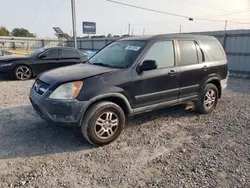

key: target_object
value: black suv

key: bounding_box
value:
[29,34,228,146]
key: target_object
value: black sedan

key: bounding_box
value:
[0,47,88,80]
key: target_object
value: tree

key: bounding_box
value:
[12,28,36,37]
[91,35,106,38]
[107,33,112,38]
[0,27,9,36]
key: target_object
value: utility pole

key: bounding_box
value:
[128,23,131,35]
[143,28,145,35]
[179,25,182,33]
[132,29,134,36]
[71,0,77,49]
[224,20,228,31]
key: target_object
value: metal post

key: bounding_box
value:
[179,25,182,33]
[128,23,131,35]
[224,20,228,31]
[143,28,145,35]
[71,0,77,49]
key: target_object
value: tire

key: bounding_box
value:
[81,101,126,146]
[195,84,219,114]
[14,65,32,80]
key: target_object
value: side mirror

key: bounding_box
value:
[81,56,89,63]
[38,54,47,59]
[137,60,157,73]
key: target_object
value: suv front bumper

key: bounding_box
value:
[29,88,88,126]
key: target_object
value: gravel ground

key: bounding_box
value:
[0,77,250,188]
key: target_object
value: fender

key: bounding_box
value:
[14,62,35,76]
[79,92,133,126]
[200,74,221,89]
[82,92,133,114]
[200,74,222,97]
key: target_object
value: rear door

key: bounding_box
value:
[132,40,180,108]
[60,49,81,66]
[177,40,209,101]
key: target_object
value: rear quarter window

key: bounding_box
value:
[201,40,225,60]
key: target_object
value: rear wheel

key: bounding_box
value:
[14,65,32,80]
[195,84,219,114]
[81,101,125,146]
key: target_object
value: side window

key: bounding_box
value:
[62,49,79,58]
[201,40,225,60]
[143,41,175,68]
[178,41,198,66]
[45,49,61,58]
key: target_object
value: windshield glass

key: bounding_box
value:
[28,48,46,57]
[88,41,146,68]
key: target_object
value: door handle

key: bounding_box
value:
[168,70,177,76]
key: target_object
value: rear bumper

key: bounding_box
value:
[29,88,88,126]
[221,71,229,91]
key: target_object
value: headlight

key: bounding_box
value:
[0,63,13,67]
[49,81,83,99]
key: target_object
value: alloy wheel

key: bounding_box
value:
[15,66,31,80]
[204,89,216,108]
[94,112,119,139]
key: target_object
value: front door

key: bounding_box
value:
[33,49,62,75]
[132,40,180,108]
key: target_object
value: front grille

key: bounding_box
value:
[33,79,50,95]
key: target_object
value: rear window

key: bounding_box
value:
[201,40,225,60]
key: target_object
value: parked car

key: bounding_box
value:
[0,46,88,80]
[29,34,228,146]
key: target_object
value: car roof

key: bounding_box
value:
[42,46,78,50]
[118,34,216,41]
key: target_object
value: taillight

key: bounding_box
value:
[225,51,228,63]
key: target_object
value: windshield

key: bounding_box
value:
[88,41,146,68]
[28,48,46,57]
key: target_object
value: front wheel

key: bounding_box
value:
[14,65,32,80]
[81,101,126,146]
[195,84,219,114]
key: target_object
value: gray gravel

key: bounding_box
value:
[0,77,250,188]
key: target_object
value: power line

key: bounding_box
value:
[31,0,44,26]
[178,0,227,11]
[36,0,66,36]
[203,9,250,19]
[106,0,191,19]
[107,0,250,25]
[194,8,250,19]
[44,0,66,25]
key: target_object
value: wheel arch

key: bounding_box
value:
[80,93,133,126]
[14,63,34,77]
[203,77,222,98]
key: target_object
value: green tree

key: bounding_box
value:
[12,28,36,37]
[107,33,112,38]
[0,27,9,36]
[91,35,106,38]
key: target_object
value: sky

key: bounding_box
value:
[0,0,250,38]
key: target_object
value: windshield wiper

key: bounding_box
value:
[92,63,114,68]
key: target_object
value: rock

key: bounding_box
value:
[20,181,26,186]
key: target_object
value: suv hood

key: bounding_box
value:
[0,55,29,62]
[38,63,118,86]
